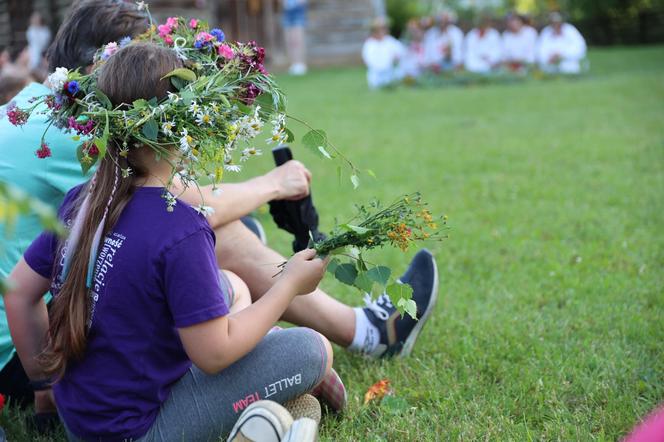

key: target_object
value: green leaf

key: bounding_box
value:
[170,77,187,91]
[366,169,377,179]
[179,90,196,106]
[76,143,97,175]
[356,255,368,272]
[338,224,371,235]
[94,87,112,110]
[284,127,295,143]
[350,174,360,189]
[93,112,110,159]
[302,130,328,158]
[334,263,357,286]
[132,99,148,110]
[354,271,374,293]
[367,266,391,287]
[236,102,253,115]
[381,396,410,414]
[386,283,415,318]
[326,257,340,275]
[142,118,158,141]
[396,298,418,319]
[161,67,198,82]
[318,145,332,159]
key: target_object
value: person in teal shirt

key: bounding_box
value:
[0,0,149,424]
[0,82,91,396]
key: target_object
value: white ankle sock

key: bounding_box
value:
[348,308,380,354]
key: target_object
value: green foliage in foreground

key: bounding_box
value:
[2,45,663,441]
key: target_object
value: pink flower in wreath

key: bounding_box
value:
[189,18,199,29]
[217,44,234,59]
[102,42,119,60]
[166,17,179,29]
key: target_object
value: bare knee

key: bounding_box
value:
[318,332,334,377]
[222,270,251,313]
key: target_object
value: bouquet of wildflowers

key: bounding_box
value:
[277,193,447,317]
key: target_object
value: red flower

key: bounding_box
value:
[6,102,29,126]
[0,393,5,411]
[87,142,99,156]
[36,142,52,159]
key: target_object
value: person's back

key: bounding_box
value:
[26,184,222,438]
[362,22,404,89]
[0,0,148,413]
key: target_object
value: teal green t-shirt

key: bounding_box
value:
[0,83,90,370]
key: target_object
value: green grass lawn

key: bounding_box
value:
[3,45,663,441]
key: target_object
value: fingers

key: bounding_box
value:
[296,248,317,261]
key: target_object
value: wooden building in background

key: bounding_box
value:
[1,0,379,68]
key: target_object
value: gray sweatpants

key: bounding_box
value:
[65,327,328,441]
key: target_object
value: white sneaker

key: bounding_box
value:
[228,400,318,442]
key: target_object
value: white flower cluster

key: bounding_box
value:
[235,107,264,141]
[268,113,288,145]
[47,67,70,93]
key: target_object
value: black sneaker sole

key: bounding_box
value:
[399,251,439,357]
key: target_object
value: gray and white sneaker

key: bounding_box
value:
[227,400,318,442]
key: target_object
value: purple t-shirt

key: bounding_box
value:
[25,185,229,440]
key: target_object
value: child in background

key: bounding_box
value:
[5,43,332,441]
[400,19,426,79]
[362,17,405,89]
[423,10,464,72]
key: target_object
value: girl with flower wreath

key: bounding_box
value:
[4,42,332,441]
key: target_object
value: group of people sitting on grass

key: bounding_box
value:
[0,0,439,441]
[361,10,588,89]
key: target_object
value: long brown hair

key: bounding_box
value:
[42,43,181,378]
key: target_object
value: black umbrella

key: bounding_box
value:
[268,146,326,252]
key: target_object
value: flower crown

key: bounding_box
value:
[7,13,292,203]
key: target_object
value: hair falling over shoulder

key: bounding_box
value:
[40,44,181,379]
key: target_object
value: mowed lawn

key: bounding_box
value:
[263,45,664,441]
[3,46,663,441]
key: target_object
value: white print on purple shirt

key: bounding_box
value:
[89,232,126,326]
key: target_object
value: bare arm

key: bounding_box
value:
[173,160,312,229]
[3,258,51,380]
[178,249,327,374]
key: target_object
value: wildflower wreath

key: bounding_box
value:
[5,5,447,315]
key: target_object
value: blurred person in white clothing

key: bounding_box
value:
[362,18,404,89]
[502,13,537,72]
[400,19,426,79]
[464,15,502,74]
[537,12,587,74]
[423,10,464,72]
[26,12,51,71]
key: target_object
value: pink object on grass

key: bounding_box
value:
[625,405,664,442]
